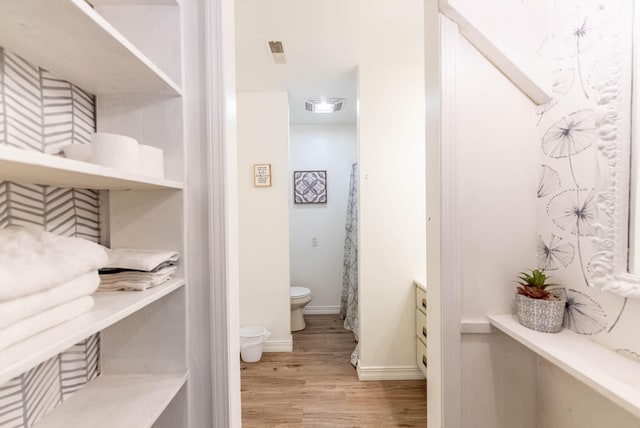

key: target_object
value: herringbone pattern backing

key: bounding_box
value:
[0,47,101,428]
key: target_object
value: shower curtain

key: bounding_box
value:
[340,163,359,366]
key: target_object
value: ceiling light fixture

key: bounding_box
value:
[303,98,346,114]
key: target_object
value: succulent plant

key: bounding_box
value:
[516,269,557,300]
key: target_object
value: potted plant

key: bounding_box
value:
[515,269,566,333]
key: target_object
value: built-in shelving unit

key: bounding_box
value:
[0,279,185,386]
[0,146,183,190]
[0,0,189,426]
[34,374,188,428]
[489,314,640,418]
[0,0,181,95]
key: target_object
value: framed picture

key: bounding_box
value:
[254,164,272,187]
[294,170,327,204]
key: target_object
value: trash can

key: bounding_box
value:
[240,326,271,362]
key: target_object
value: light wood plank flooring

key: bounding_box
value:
[240,314,427,427]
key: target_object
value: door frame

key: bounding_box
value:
[425,2,463,427]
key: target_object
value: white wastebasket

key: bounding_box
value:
[240,326,271,363]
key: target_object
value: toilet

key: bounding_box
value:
[290,286,312,331]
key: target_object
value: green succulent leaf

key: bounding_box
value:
[515,269,554,290]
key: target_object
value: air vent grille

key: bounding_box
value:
[268,41,286,64]
[268,41,284,54]
[304,100,314,112]
[302,98,346,114]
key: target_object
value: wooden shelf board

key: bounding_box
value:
[0,146,183,190]
[0,0,181,95]
[0,279,185,385]
[34,373,187,428]
[489,314,640,418]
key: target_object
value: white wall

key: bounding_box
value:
[454,33,540,428]
[237,92,292,350]
[357,64,426,375]
[289,125,357,314]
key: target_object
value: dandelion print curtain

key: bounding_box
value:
[340,163,359,366]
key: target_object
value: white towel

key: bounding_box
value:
[0,227,108,301]
[99,265,177,291]
[104,248,179,271]
[0,296,95,350]
[0,271,99,329]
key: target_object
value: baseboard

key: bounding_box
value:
[262,336,293,352]
[303,305,340,315]
[356,362,425,381]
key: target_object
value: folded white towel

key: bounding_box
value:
[0,271,99,329]
[0,296,95,350]
[0,227,108,301]
[104,248,179,272]
[99,265,177,291]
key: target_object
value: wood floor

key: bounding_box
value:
[240,314,427,427]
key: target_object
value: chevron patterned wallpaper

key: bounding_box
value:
[0,48,101,428]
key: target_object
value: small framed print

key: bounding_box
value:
[294,170,327,204]
[254,164,272,187]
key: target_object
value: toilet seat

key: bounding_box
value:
[290,286,311,299]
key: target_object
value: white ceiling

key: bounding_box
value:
[234,0,424,125]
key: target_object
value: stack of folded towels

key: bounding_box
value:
[0,227,108,351]
[98,248,179,291]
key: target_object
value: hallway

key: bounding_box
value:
[240,315,427,427]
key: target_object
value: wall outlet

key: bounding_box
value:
[311,237,318,247]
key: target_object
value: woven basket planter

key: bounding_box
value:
[515,289,566,333]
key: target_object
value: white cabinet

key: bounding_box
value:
[415,280,427,378]
[0,1,191,426]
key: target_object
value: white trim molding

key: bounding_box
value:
[356,363,425,381]
[205,0,241,425]
[424,5,463,426]
[438,0,551,106]
[303,305,340,315]
[590,8,638,299]
[263,336,293,353]
[438,14,463,428]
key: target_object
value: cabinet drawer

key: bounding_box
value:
[415,285,426,314]
[416,337,427,378]
[415,308,427,343]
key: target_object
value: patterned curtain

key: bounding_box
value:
[340,163,359,366]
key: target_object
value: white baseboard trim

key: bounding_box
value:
[356,362,425,381]
[262,336,293,352]
[303,305,340,315]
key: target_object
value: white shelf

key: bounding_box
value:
[0,0,181,95]
[91,0,179,5]
[0,279,185,385]
[0,146,183,190]
[34,373,187,428]
[489,314,640,418]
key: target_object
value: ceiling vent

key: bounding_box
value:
[303,98,346,114]
[268,41,286,64]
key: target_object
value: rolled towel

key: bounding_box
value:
[0,296,95,350]
[104,248,179,272]
[0,227,108,301]
[0,271,99,329]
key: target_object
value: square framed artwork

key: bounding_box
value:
[294,170,327,204]
[253,164,272,187]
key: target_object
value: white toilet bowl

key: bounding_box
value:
[290,286,312,331]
